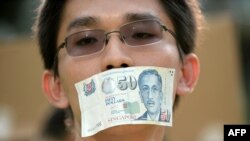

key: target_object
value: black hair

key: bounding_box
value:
[35,0,66,71]
[160,0,196,54]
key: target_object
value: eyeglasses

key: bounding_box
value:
[57,19,176,56]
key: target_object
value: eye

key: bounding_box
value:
[132,32,155,40]
[142,85,149,91]
[76,37,98,47]
[153,85,162,94]
[152,87,159,92]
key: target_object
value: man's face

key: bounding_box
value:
[56,0,181,138]
[140,74,162,115]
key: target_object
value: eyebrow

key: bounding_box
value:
[67,16,98,31]
[67,13,159,31]
[126,13,159,22]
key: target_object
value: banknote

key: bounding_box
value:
[75,66,175,137]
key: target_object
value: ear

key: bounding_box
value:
[176,53,200,96]
[42,70,69,108]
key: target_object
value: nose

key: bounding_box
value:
[101,34,134,71]
[148,90,153,99]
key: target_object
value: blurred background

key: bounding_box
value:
[0,0,249,141]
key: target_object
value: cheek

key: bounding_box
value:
[58,55,102,87]
[142,95,148,101]
[131,44,181,69]
[57,55,102,120]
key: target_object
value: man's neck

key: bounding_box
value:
[147,111,161,121]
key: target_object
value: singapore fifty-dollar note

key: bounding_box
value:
[75,66,175,137]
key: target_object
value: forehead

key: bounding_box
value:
[58,0,174,38]
[141,74,159,84]
[64,0,167,18]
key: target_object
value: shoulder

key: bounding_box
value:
[137,111,147,120]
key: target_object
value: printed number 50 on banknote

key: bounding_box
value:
[75,66,175,137]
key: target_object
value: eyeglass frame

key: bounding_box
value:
[56,19,177,56]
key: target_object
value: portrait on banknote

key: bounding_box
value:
[137,69,171,122]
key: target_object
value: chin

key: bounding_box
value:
[96,124,155,136]
[82,124,166,141]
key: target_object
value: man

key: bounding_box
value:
[34,0,202,141]
[137,69,170,122]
